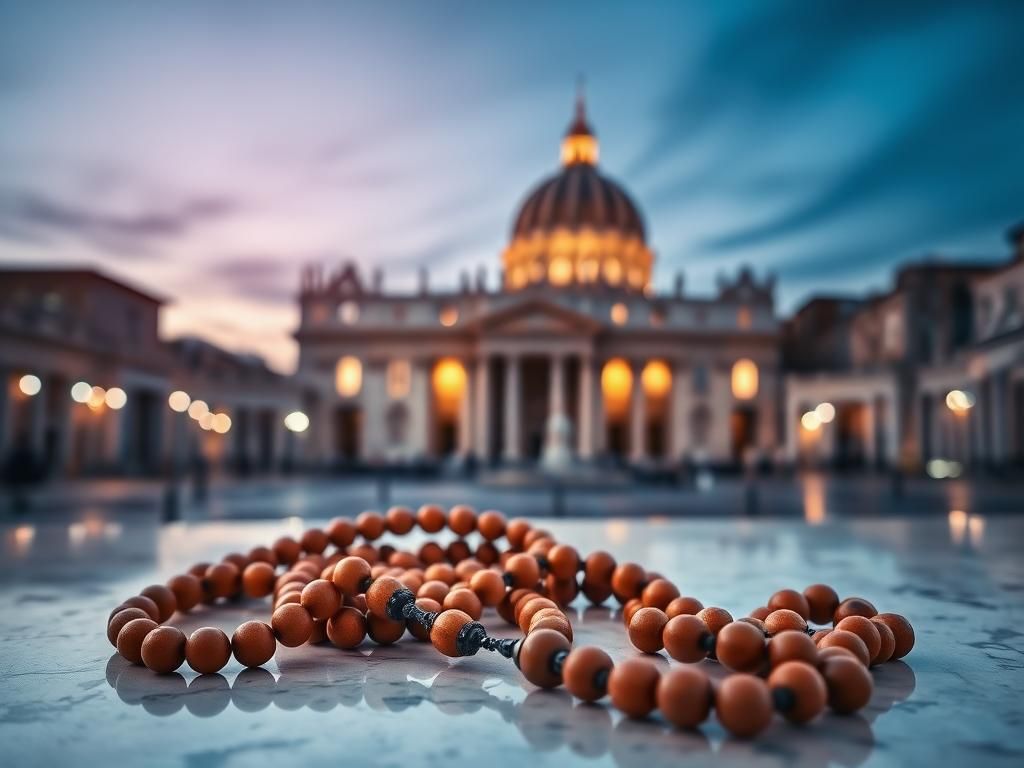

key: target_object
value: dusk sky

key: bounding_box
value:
[1,1,1022,372]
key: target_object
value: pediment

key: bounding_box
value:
[476,298,603,336]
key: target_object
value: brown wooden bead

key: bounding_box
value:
[326,518,356,547]
[271,603,314,647]
[407,597,441,641]
[764,608,807,635]
[696,606,734,636]
[715,673,774,738]
[749,605,771,621]
[446,504,476,536]
[140,584,177,622]
[812,628,833,646]
[188,562,211,578]
[247,545,278,567]
[803,583,840,625]
[622,598,644,627]
[272,536,302,566]
[835,615,881,663]
[496,588,526,625]
[397,571,424,594]
[444,587,483,620]
[628,607,669,653]
[242,561,276,598]
[476,509,507,540]
[739,616,766,633]
[870,617,896,664]
[307,619,327,644]
[581,550,616,604]
[141,626,187,674]
[544,574,578,607]
[657,666,712,729]
[430,609,474,657]
[355,511,386,540]
[185,627,231,674]
[562,646,612,702]
[326,606,366,649]
[301,579,341,620]
[518,597,560,633]
[332,556,371,596]
[608,657,661,718]
[716,620,767,673]
[505,517,531,547]
[516,627,571,689]
[223,552,250,572]
[367,613,406,645]
[232,621,276,667]
[817,629,870,666]
[107,607,149,647]
[365,576,405,620]
[110,595,160,623]
[469,569,506,606]
[611,562,646,604]
[522,527,552,550]
[662,614,711,663]
[545,544,579,580]
[768,660,826,723]
[348,544,379,564]
[769,630,818,669]
[873,612,914,659]
[666,596,704,618]
[768,589,810,620]
[817,646,857,664]
[454,559,484,581]
[275,591,302,609]
[833,597,877,624]
[300,528,329,554]
[203,562,240,600]
[385,505,415,535]
[529,612,573,641]
[424,562,457,585]
[821,655,874,713]
[641,579,681,610]
[166,574,203,613]
[506,553,541,589]
[417,580,450,603]
[117,617,159,665]
[446,538,472,564]
[417,504,447,533]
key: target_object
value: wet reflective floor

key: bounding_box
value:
[1,514,1022,767]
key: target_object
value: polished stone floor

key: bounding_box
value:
[1,512,1022,767]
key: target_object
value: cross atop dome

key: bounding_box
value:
[560,79,599,166]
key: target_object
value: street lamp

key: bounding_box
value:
[18,375,41,396]
[284,411,310,433]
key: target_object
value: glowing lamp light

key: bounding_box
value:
[284,411,310,433]
[432,358,467,418]
[945,390,975,413]
[439,306,459,327]
[801,411,822,431]
[731,359,759,400]
[212,413,231,434]
[168,390,191,413]
[815,402,836,423]
[104,387,127,410]
[88,386,106,410]
[18,374,41,396]
[188,399,209,420]
[601,358,633,419]
[641,360,672,399]
[71,381,92,403]
[335,356,363,397]
[198,412,214,431]
[610,302,629,325]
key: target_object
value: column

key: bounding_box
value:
[458,360,473,457]
[629,360,646,463]
[577,355,594,459]
[670,361,688,460]
[549,354,565,417]
[474,356,490,460]
[409,360,430,458]
[503,354,521,462]
[863,398,877,467]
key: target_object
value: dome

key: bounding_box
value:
[503,87,653,292]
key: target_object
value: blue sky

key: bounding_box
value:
[1,1,1022,371]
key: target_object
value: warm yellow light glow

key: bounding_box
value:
[168,390,191,413]
[627,267,645,288]
[439,306,459,327]
[104,387,127,410]
[188,399,209,420]
[641,360,672,399]
[88,386,106,411]
[737,307,752,330]
[815,402,836,423]
[801,411,821,431]
[601,358,633,419]
[432,358,466,418]
[604,258,623,285]
[610,302,629,326]
[284,411,310,433]
[71,381,92,403]
[336,356,362,397]
[18,374,41,396]
[945,389,974,413]
[387,359,411,399]
[549,256,573,285]
[731,359,759,400]
[560,133,599,165]
[339,301,360,325]
[198,412,214,430]
[212,413,231,434]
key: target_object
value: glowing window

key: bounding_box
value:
[641,361,672,399]
[439,306,459,327]
[604,259,622,285]
[579,257,599,283]
[610,302,629,326]
[601,358,633,420]
[335,356,363,397]
[628,267,645,288]
[432,358,466,418]
[387,359,411,399]
[737,306,752,329]
[731,359,758,400]
[549,257,573,285]
[339,301,360,325]
[510,267,527,288]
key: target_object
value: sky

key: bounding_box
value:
[1,0,1022,373]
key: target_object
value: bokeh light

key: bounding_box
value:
[188,399,209,420]
[71,381,92,403]
[284,411,310,433]
[104,387,127,410]
[168,390,191,413]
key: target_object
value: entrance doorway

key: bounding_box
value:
[334,406,361,463]
[730,406,757,464]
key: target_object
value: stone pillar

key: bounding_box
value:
[549,354,565,417]
[458,360,473,457]
[577,355,594,459]
[863,398,877,467]
[474,356,490,460]
[503,354,521,462]
[670,361,688,460]
[990,371,1008,464]
[629,360,646,463]
[409,360,430,458]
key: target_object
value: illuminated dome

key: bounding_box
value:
[503,88,653,292]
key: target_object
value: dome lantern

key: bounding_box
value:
[560,81,599,166]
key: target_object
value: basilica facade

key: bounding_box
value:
[294,96,781,470]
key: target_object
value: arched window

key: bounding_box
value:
[601,358,632,420]
[335,356,362,397]
[731,359,758,400]
[386,402,409,446]
[386,359,411,399]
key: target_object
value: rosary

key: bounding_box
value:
[105,505,914,739]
